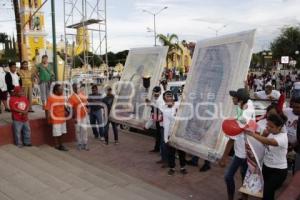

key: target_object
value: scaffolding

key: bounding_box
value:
[63,0,108,81]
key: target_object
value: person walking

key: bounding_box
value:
[19,61,35,112]
[103,87,118,145]
[88,85,105,140]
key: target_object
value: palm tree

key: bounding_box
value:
[12,0,22,61]
[157,33,183,68]
[0,33,8,50]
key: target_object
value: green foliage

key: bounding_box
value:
[157,33,183,67]
[73,51,103,68]
[105,50,128,67]
[270,26,300,68]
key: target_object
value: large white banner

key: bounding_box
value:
[169,30,256,161]
[110,46,168,129]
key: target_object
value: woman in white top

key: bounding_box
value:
[246,114,288,200]
[0,65,10,112]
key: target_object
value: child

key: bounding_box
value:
[45,84,68,151]
[9,86,32,147]
[69,84,89,150]
[161,90,187,176]
[246,114,288,200]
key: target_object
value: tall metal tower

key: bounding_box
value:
[63,0,108,80]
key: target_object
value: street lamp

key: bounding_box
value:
[208,24,228,37]
[143,6,168,46]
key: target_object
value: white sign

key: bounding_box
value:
[281,56,289,64]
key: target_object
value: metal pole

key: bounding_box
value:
[51,0,57,80]
[154,14,156,46]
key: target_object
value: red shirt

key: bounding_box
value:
[9,96,29,122]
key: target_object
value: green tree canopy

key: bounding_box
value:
[270,26,300,68]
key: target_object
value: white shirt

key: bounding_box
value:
[229,133,246,159]
[283,108,298,144]
[263,132,288,169]
[255,90,281,100]
[10,72,20,87]
[0,68,7,91]
[161,102,179,143]
[254,79,263,91]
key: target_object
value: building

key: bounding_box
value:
[167,43,192,73]
[20,0,47,62]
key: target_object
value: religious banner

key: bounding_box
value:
[239,135,265,198]
[169,30,256,161]
[110,46,168,129]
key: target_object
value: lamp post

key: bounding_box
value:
[208,25,227,37]
[143,6,168,46]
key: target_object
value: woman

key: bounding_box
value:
[246,114,288,200]
[19,61,34,112]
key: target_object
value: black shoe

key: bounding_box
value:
[149,149,160,153]
[180,168,188,175]
[199,163,211,172]
[168,168,175,176]
[186,160,198,167]
[5,108,10,112]
[56,145,68,151]
[28,110,34,113]
[24,144,32,147]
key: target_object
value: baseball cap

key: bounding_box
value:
[152,86,161,93]
[229,88,249,101]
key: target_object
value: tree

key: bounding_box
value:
[157,33,183,68]
[270,26,300,68]
[13,0,22,61]
[0,33,8,50]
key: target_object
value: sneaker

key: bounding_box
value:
[114,141,119,145]
[24,144,32,147]
[199,163,211,172]
[83,144,90,151]
[56,145,68,151]
[77,144,82,150]
[168,168,175,176]
[180,168,188,175]
[5,108,10,112]
[100,137,105,141]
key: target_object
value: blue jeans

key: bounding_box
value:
[160,127,168,162]
[224,156,248,199]
[89,110,104,138]
[12,120,31,146]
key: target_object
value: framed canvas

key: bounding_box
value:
[110,46,168,129]
[169,30,256,161]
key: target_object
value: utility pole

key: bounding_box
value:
[51,0,57,80]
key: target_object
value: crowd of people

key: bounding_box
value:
[1,58,300,199]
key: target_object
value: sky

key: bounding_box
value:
[0,0,300,53]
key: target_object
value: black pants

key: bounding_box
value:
[104,121,118,143]
[262,164,287,200]
[167,143,186,168]
[154,121,161,151]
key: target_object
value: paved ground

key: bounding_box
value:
[65,129,270,200]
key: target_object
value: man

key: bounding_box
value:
[88,85,105,140]
[0,64,10,112]
[103,87,118,145]
[219,88,254,200]
[5,61,22,94]
[148,86,164,153]
[9,86,32,147]
[161,90,187,176]
[35,55,54,105]
[45,84,68,151]
[254,82,280,100]
[69,84,89,150]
